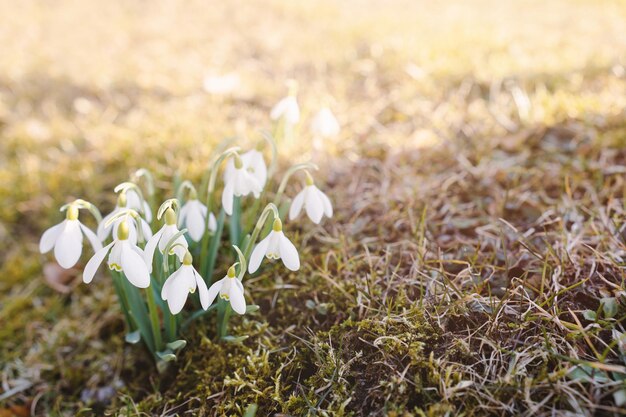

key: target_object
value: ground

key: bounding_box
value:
[1,0,626,416]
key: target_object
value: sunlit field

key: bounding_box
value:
[1,0,626,416]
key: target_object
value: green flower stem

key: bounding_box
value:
[166,307,177,342]
[145,283,164,351]
[230,196,242,247]
[119,274,156,354]
[242,203,279,262]
[201,208,225,282]
[272,162,318,207]
[111,273,134,332]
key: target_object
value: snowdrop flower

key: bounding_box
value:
[224,149,268,189]
[179,195,217,242]
[289,172,333,224]
[83,221,151,288]
[270,81,300,125]
[125,189,152,222]
[206,265,246,314]
[39,205,103,269]
[161,251,209,314]
[249,218,299,273]
[221,154,263,216]
[98,193,152,244]
[144,208,187,272]
[311,107,340,138]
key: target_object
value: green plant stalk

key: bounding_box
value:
[119,273,156,354]
[145,281,164,351]
[166,306,177,342]
[230,196,242,246]
[203,208,225,282]
[242,203,279,262]
[111,273,134,332]
[217,299,232,339]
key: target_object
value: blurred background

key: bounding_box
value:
[1,0,626,415]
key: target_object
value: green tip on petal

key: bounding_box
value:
[227,265,236,278]
[117,221,129,240]
[66,205,79,220]
[272,218,282,232]
[183,251,193,265]
[165,208,177,225]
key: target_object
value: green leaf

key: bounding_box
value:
[156,349,177,362]
[245,304,260,314]
[204,208,225,280]
[601,297,618,319]
[568,364,610,383]
[222,335,249,344]
[166,340,187,351]
[582,310,597,321]
[125,330,141,344]
[243,404,258,417]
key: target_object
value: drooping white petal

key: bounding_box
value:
[248,234,271,273]
[270,97,287,120]
[54,220,83,269]
[311,107,340,138]
[304,187,324,224]
[40,221,64,254]
[222,180,235,215]
[161,268,178,300]
[279,233,300,271]
[318,188,333,218]
[97,209,118,242]
[83,242,114,284]
[289,189,306,220]
[178,203,190,228]
[186,201,206,242]
[143,228,164,273]
[140,218,153,242]
[195,270,210,310]
[165,266,196,314]
[206,278,225,306]
[245,150,267,187]
[229,279,246,314]
[79,222,103,252]
[120,242,150,288]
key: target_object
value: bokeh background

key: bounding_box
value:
[1,1,626,415]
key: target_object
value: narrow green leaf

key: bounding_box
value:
[222,335,249,344]
[245,304,260,314]
[243,404,258,417]
[166,340,187,351]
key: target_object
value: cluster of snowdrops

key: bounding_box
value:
[38,88,338,369]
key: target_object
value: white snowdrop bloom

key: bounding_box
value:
[39,205,103,269]
[224,149,268,189]
[248,218,300,273]
[221,154,263,216]
[97,193,152,244]
[311,107,340,138]
[83,221,151,288]
[178,197,217,242]
[144,208,188,273]
[125,189,152,222]
[161,251,209,314]
[206,265,246,315]
[270,95,300,125]
[289,173,333,224]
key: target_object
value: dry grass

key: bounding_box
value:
[1,0,626,416]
